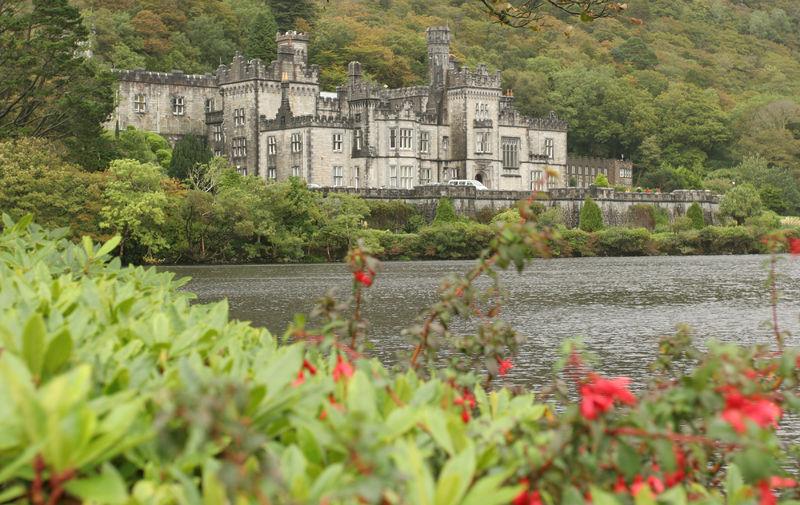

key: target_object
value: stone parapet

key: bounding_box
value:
[261,113,352,131]
[549,187,719,204]
[114,69,217,88]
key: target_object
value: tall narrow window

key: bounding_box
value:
[291,133,302,153]
[389,128,397,149]
[419,167,431,184]
[171,96,185,116]
[544,138,554,159]
[205,98,215,113]
[389,165,397,188]
[292,166,301,178]
[267,136,277,155]
[531,170,544,191]
[419,131,430,154]
[332,132,343,152]
[400,165,414,188]
[232,137,247,158]
[476,132,491,154]
[267,167,277,180]
[354,129,363,150]
[502,137,520,169]
[442,136,449,154]
[333,166,344,187]
[234,108,245,126]
[399,129,413,150]
[213,124,223,142]
[133,94,147,113]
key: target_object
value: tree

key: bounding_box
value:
[109,127,172,168]
[476,0,626,29]
[686,202,705,229]
[169,135,212,180]
[434,198,459,224]
[100,159,170,260]
[611,37,658,69]
[579,197,604,232]
[0,0,115,167]
[268,0,315,31]
[245,9,279,61]
[0,138,104,237]
[594,173,610,188]
[720,184,762,225]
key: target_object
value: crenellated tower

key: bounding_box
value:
[426,26,451,89]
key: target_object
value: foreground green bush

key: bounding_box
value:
[2,214,800,504]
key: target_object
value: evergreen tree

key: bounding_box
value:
[594,173,610,188]
[268,0,315,31]
[579,197,604,232]
[686,202,705,229]
[246,8,279,61]
[0,0,115,168]
[169,135,212,180]
[433,198,458,224]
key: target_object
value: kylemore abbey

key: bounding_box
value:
[108,27,633,191]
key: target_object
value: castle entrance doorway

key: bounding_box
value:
[475,173,486,187]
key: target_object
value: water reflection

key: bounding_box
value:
[167,255,800,390]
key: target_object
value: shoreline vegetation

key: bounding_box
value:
[2,137,800,265]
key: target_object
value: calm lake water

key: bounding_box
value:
[167,255,800,391]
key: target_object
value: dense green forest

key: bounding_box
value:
[65,0,800,212]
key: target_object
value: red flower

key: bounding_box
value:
[759,481,777,505]
[461,408,471,423]
[613,475,628,494]
[292,369,305,387]
[647,475,665,495]
[789,238,800,255]
[579,374,637,420]
[511,480,543,505]
[498,357,513,376]
[664,446,687,487]
[354,270,373,287]
[333,355,354,382]
[302,359,317,375]
[454,390,476,409]
[721,390,781,433]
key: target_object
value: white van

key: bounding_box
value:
[447,179,489,190]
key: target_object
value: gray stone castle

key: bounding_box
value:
[108,27,633,191]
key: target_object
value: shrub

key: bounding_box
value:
[627,204,656,230]
[366,200,423,232]
[558,228,596,257]
[579,197,604,232]
[671,216,694,233]
[745,210,782,230]
[594,173,610,187]
[596,227,653,256]
[686,201,705,229]
[537,207,564,227]
[433,197,459,224]
[491,207,522,225]
[418,222,493,259]
[720,183,763,225]
[698,226,760,254]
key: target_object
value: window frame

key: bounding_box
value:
[332,132,343,152]
[399,128,413,150]
[171,96,185,116]
[502,137,520,169]
[267,136,277,155]
[291,133,302,153]
[333,166,344,187]
[419,131,430,154]
[133,93,147,114]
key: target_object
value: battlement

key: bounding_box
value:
[216,53,319,85]
[380,86,431,100]
[549,187,719,204]
[276,31,310,44]
[447,64,502,89]
[426,26,451,44]
[114,69,217,88]
[261,113,352,131]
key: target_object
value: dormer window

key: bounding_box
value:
[171,96,185,116]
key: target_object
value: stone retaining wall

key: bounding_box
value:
[318,186,720,226]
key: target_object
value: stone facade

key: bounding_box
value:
[565,156,634,188]
[109,27,573,191]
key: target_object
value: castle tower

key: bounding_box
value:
[426,26,451,88]
[276,31,309,66]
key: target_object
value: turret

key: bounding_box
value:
[276,31,309,66]
[347,61,362,86]
[426,26,451,88]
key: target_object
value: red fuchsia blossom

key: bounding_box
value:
[354,270,373,287]
[461,408,471,423]
[302,359,317,375]
[511,479,543,505]
[630,475,664,496]
[720,389,781,433]
[758,477,797,505]
[332,355,355,382]
[789,238,800,255]
[292,369,305,387]
[497,357,513,376]
[663,446,687,487]
[579,374,637,420]
[455,389,476,424]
